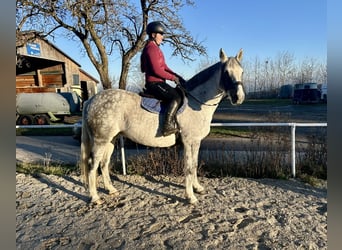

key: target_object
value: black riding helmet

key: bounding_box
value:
[146,21,165,35]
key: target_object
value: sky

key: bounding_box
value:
[53,0,326,84]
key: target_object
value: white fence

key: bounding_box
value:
[211,122,327,178]
[16,122,327,178]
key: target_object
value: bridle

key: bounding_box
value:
[180,61,243,107]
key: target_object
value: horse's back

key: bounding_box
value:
[84,89,139,137]
[87,89,139,117]
[90,88,138,105]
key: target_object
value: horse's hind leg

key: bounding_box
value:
[88,143,107,204]
[100,142,119,196]
[88,159,101,204]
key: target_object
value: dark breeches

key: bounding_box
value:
[145,82,182,105]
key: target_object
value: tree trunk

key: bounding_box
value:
[118,40,146,90]
[119,57,130,90]
[100,74,112,90]
[96,64,111,90]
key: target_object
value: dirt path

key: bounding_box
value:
[16,173,327,249]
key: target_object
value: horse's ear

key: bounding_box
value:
[236,48,243,62]
[220,48,228,62]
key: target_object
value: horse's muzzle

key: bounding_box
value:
[229,82,245,105]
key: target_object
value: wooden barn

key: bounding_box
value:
[16,31,98,97]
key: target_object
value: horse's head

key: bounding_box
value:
[220,48,245,105]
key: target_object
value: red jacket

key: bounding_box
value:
[141,40,177,83]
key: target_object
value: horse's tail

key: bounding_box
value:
[80,100,92,188]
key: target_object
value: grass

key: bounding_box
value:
[16,162,78,176]
[242,98,292,105]
[297,174,327,188]
[209,127,252,138]
[218,98,292,109]
[16,127,74,136]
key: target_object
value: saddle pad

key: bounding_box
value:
[141,97,187,114]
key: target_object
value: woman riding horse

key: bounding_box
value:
[141,21,186,136]
[81,47,244,204]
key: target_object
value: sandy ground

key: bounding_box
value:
[16,172,327,249]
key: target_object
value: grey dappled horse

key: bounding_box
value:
[80,48,245,204]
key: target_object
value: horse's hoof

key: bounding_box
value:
[194,188,206,195]
[109,190,120,197]
[187,197,198,205]
[92,198,105,205]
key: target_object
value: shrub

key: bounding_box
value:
[113,124,326,180]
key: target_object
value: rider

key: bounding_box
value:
[141,21,185,136]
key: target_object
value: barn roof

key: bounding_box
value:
[79,68,99,83]
[16,31,81,67]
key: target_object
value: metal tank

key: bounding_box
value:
[16,92,81,125]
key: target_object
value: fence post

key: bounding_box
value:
[120,136,126,175]
[291,124,296,178]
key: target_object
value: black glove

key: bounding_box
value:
[174,76,180,85]
[174,75,186,86]
[179,76,186,85]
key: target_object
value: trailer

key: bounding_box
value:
[292,83,321,104]
[16,92,82,125]
[279,84,294,99]
[320,83,327,103]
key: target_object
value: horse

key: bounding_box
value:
[80,48,245,204]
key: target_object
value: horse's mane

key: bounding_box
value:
[184,62,221,91]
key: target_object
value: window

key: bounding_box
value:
[73,74,80,85]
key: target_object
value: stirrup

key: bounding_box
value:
[162,127,179,136]
[162,122,179,136]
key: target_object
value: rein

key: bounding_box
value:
[180,85,224,106]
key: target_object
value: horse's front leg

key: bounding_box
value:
[192,156,205,195]
[190,141,205,194]
[100,142,119,196]
[183,141,202,204]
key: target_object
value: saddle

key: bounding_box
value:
[139,86,187,115]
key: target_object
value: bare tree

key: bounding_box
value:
[240,60,253,94]
[315,62,327,84]
[244,51,326,98]
[274,51,295,88]
[16,0,206,89]
[253,56,261,97]
[298,57,318,83]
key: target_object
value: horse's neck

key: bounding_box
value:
[188,63,224,105]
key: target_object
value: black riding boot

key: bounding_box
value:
[162,100,179,136]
